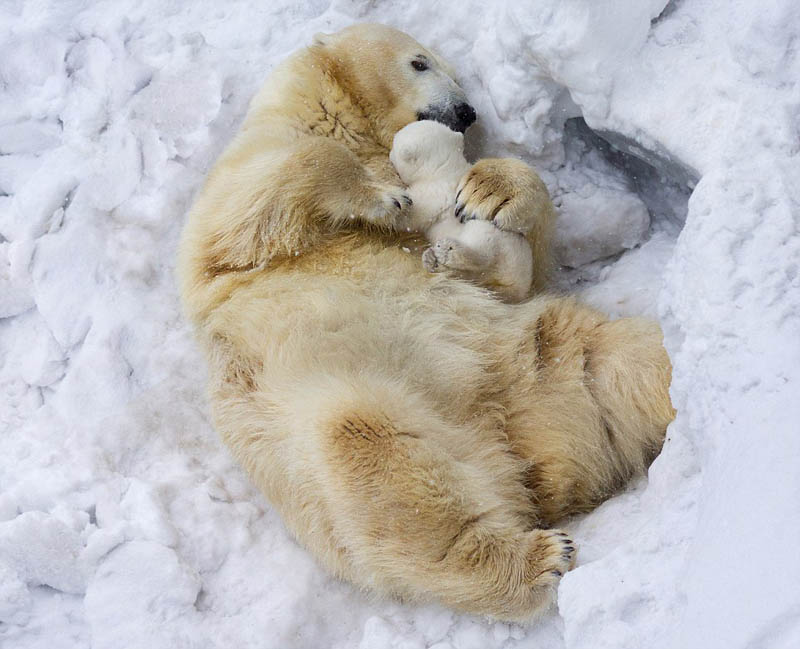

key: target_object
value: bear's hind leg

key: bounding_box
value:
[506,299,675,524]
[583,316,675,475]
[317,384,576,622]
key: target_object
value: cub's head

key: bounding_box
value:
[390,120,467,184]
[312,24,476,145]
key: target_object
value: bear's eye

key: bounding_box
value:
[411,59,429,72]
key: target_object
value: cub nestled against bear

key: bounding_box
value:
[179,24,674,622]
[391,120,539,302]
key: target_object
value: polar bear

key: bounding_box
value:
[178,23,674,622]
[391,120,536,302]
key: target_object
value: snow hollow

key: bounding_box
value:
[1,1,799,648]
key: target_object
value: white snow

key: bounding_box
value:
[1,1,799,648]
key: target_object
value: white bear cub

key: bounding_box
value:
[390,121,533,302]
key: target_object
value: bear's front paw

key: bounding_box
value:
[454,159,551,235]
[366,183,414,230]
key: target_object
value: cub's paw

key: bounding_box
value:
[455,159,551,235]
[421,238,460,272]
[365,183,414,230]
[422,246,440,272]
[524,528,577,589]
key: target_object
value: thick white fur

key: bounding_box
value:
[391,121,534,302]
[178,23,674,623]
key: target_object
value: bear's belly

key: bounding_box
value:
[208,244,518,424]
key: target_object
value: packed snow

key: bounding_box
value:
[1,1,798,648]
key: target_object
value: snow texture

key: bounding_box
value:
[1,1,798,648]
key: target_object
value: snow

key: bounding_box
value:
[1,1,799,648]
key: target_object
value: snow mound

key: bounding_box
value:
[1,1,798,648]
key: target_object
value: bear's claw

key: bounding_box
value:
[368,183,414,230]
[455,158,550,235]
[525,528,578,587]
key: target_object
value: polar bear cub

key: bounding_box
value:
[390,120,534,302]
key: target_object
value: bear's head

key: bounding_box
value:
[312,24,476,143]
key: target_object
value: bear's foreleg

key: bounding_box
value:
[455,159,554,292]
[184,136,414,277]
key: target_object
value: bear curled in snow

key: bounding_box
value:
[391,120,541,302]
[179,24,674,622]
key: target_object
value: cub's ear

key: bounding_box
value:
[313,32,332,47]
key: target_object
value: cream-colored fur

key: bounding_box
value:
[391,120,534,302]
[178,23,674,623]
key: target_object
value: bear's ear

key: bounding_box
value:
[313,32,332,47]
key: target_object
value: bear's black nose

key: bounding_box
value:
[454,103,477,132]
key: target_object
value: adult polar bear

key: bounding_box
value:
[179,24,674,622]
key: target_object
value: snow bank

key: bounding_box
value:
[1,1,798,648]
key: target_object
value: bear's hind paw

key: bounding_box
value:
[524,528,577,588]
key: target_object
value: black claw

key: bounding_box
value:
[551,570,562,577]
[392,199,401,210]
[455,188,462,202]
[403,195,413,206]
[556,532,569,537]
[564,546,575,553]
[454,203,465,220]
